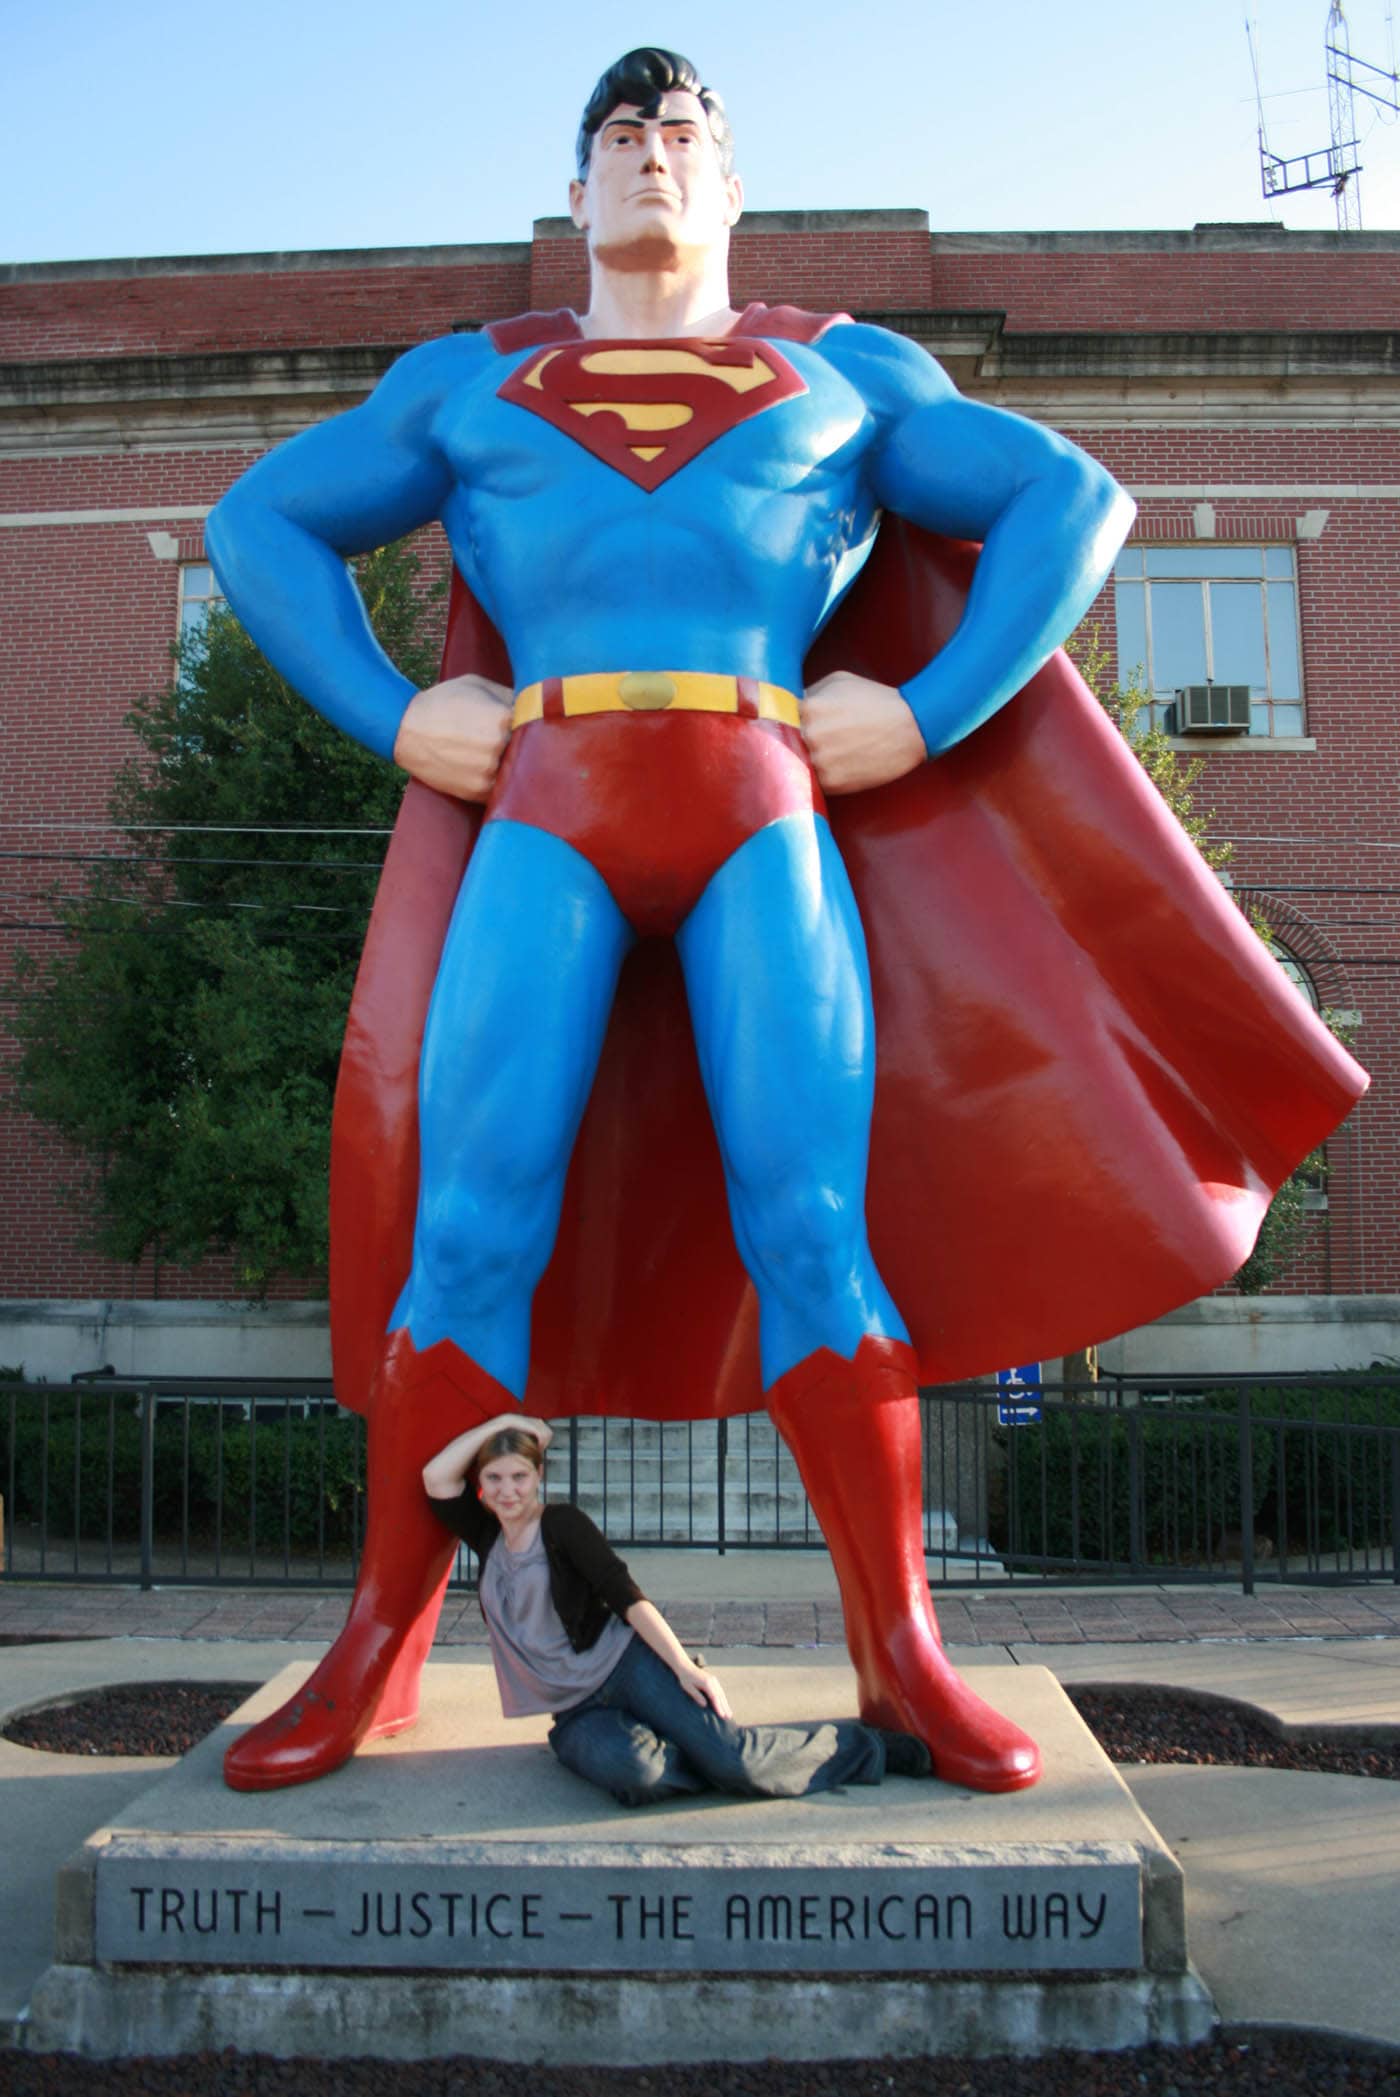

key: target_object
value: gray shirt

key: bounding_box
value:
[478,1524,634,1717]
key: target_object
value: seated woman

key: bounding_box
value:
[423,1416,931,1805]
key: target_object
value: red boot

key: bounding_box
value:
[223,1333,513,1792]
[767,1336,1041,1793]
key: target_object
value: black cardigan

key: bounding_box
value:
[429,1494,645,1655]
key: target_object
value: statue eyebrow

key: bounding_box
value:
[600,116,701,136]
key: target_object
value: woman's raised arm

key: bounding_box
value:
[421,1415,554,1499]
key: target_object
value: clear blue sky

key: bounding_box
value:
[4,0,1399,264]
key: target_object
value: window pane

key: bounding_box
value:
[1114,548,1145,578]
[1208,583,1268,691]
[1250,701,1272,736]
[1272,703,1304,736]
[181,563,215,600]
[1114,581,1147,687]
[1264,547,1294,579]
[1266,584,1301,695]
[1147,582,1208,690]
[1145,547,1264,579]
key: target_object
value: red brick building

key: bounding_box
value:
[2,211,1396,1352]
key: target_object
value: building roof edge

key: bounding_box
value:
[0,242,533,285]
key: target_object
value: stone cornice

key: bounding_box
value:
[0,245,530,284]
[860,312,1400,380]
[0,344,402,408]
[3,324,1397,457]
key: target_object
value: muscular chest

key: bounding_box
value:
[437,337,873,569]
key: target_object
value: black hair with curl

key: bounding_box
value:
[576,48,732,180]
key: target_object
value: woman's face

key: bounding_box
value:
[476,1453,542,1522]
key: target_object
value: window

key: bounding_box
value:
[178,562,224,642]
[1270,940,1320,1012]
[1114,546,1303,738]
[1269,942,1328,1205]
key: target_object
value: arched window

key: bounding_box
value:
[1270,940,1320,1012]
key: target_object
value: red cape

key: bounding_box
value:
[328,323,1368,1422]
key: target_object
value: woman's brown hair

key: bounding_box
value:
[467,1427,546,1494]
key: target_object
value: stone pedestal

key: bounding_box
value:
[30,1661,1215,2064]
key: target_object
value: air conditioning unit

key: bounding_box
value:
[1166,684,1252,735]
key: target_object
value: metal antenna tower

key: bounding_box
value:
[1327,1,1364,225]
[1252,2,1400,230]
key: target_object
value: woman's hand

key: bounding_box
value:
[625,1599,734,1717]
[676,1660,733,1719]
[422,1411,549,1497]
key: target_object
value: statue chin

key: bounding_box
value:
[590,229,713,277]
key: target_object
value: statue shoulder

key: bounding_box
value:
[367,330,501,425]
[810,320,958,416]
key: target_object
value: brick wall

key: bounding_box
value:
[0,255,533,362]
[930,239,1400,332]
[2,220,1394,1304]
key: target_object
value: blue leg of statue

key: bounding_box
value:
[675,810,908,1385]
[392,817,634,1396]
[678,811,1040,1791]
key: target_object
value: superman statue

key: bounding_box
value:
[206,48,1367,1795]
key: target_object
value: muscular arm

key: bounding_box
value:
[205,335,493,768]
[807,325,1134,782]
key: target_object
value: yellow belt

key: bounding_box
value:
[512,670,802,731]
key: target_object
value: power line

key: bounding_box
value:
[7,822,398,837]
[0,851,385,874]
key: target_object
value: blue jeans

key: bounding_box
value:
[548,1637,885,1806]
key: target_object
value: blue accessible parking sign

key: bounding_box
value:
[996,1364,1042,1427]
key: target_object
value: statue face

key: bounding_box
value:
[569,88,743,268]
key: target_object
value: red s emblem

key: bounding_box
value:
[497,339,808,491]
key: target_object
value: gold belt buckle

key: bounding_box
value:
[616,671,678,712]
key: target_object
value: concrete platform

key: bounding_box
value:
[26,1658,1213,2064]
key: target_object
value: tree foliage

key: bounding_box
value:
[1069,625,1232,875]
[11,540,444,1292]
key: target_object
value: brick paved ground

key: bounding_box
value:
[2,1581,1399,1648]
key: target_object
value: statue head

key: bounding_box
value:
[575,48,733,180]
[569,48,742,269]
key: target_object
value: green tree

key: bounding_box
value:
[1070,624,1331,1294]
[1069,624,1232,875]
[10,538,445,1292]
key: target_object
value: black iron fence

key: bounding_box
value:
[1,1371,1396,1593]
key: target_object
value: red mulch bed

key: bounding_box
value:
[1065,1684,1400,1780]
[2,1681,254,1758]
[1,2033,1398,2095]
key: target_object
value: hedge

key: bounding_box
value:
[2,1390,365,1555]
[994,1379,1399,1567]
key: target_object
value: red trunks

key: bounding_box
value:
[485,711,825,937]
